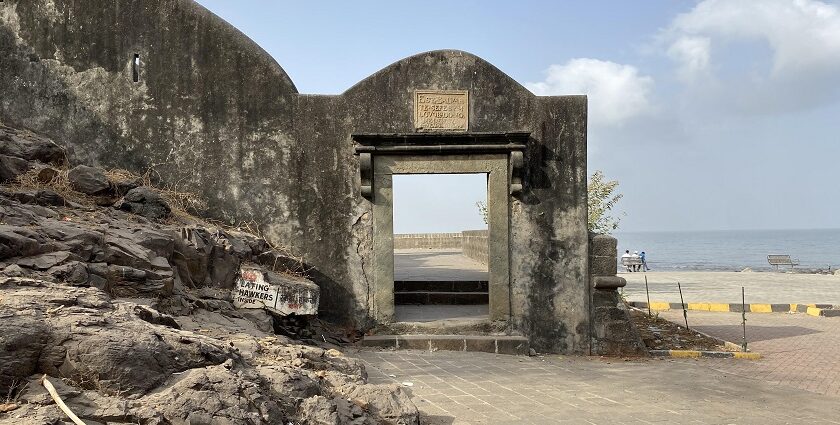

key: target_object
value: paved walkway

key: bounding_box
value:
[395,249,487,281]
[395,305,489,322]
[351,348,840,424]
[622,271,840,304]
[658,309,840,398]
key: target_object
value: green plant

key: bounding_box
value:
[475,201,488,225]
[587,170,623,234]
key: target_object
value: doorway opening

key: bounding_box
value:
[392,173,489,322]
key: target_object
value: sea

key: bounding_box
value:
[614,229,840,272]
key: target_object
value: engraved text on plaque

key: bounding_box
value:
[414,90,469,131]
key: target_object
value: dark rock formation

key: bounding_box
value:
[0,124,65,165]
[67,165,112,195]
[0,122,417,424]
[115,186,171,220]
[0,279,419,424]
[0,154,31,183]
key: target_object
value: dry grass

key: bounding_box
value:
[6,165,207,221]
[231,220,311,277]
[123,166,208,222]
[10,167,93,206]
[60,364,130,398]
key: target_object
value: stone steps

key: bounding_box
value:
[394,291,488,305]
[362,334,529,355]
[394,280,489,292]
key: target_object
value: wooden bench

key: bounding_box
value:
[767,254,799,270]
[621,256,642,271]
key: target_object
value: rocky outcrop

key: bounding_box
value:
[0,124,419,424]
[115,187,171,220]
[0,279,419,424]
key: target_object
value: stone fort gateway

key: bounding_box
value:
[0,0,639,354]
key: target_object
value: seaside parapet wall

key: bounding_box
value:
[462,230,489,265]
[394,231,489,265]
[393,233,463,250]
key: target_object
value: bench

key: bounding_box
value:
[767,254,799,270]
[621,256,643,271]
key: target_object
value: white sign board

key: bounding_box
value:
[233,268,319,316]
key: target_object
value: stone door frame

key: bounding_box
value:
[354,132,528,324]
[369,154,511,323]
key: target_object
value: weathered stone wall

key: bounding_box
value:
[462,230,489,264]
[589,233,647,356]
[393,233,462,250]
[0,0,590,353]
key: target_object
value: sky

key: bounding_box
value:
[196,0,840,232]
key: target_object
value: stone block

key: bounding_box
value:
[593,276,626,291]
[592,291,620,308]
[464,336,496,353]
[495,336,529,355]
[430,336,466,352]
[589,234,617,257]
[396,335,431,350]
[362,335,397,348]
[589,256,618,277]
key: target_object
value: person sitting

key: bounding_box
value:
[631,251,642,272]
[620,250,633,272]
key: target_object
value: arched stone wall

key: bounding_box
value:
[0,0,589,353]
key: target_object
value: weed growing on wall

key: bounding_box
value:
[588,170,623,234]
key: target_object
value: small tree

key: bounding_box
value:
[475,201,488,225]
[588,170,623,234]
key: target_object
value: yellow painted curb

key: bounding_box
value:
[668,350,702,358]
[688,303,709,311]
[649,302,671,311]
[733,352,762,360]
[806,307,822,317]
[709,303,730,312]
[750,304,772,313]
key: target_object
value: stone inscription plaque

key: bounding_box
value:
[414,90,469,131]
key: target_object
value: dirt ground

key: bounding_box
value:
[630,308,730,351]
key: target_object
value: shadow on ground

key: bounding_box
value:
[695,324,822,343]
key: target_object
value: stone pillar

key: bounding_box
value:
[589,233,647,356]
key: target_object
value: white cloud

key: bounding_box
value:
[667,36,711,82]
[664,0,840,111]
[526,58,655,127]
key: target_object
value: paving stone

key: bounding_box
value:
[658,310,840,399]
[350,348,840,424]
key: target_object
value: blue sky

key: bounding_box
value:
[196,0,840,232]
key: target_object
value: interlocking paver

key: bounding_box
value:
[658,309,840,398]
[350,348,840,424]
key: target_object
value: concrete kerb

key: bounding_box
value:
[630,301,840,317]
[649,350,762,360]
[361,334,530,355]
